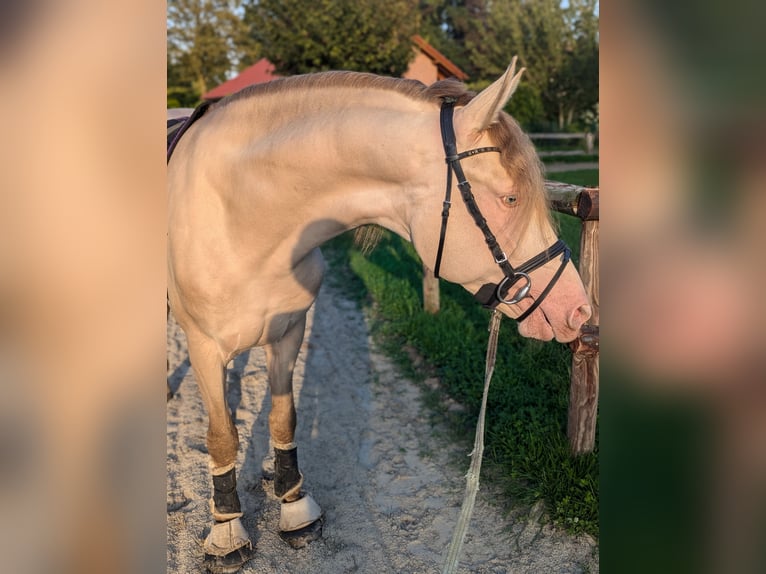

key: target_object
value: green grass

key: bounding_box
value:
[541,153,599,164]
[322,169,599,537]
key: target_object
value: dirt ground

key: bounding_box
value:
[167,281,599,573]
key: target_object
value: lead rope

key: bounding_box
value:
[442,309,502,574]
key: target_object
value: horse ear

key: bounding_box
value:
[456,57,525,135]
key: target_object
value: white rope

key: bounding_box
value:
[442,309,502,574]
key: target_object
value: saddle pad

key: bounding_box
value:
[167,117,189,151]
[167,100,213,163]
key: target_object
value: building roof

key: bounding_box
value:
[203,58,280,100]
[203,36,467,100]
[409,35,468,81]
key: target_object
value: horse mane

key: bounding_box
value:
[215,71,553,254]
[214,71,432,108]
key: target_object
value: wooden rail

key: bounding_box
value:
[530,132,591,139]
[530,132,598,155]
[538,150,595,158]
[422,180,600,454]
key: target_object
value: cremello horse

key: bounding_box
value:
[168,59,591,572]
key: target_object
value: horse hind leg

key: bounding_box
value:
[264,313,323,548]
[186,330,253,573]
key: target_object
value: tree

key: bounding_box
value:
[243,0,421,76]
[167,0,258,103]
[167,52,198,108]
[448,0,598,130]
[418,0,523,82]
[418,0,473,74]
[559,0,599,130]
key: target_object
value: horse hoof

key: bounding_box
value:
[203,545,253,574]
[278,518,323,549]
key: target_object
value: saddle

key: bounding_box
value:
[167,101,213,163]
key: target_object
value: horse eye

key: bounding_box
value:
[504,196,517,205]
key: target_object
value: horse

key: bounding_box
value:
[167,58,591,573]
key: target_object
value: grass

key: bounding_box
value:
[322,168,598,537]
[540,153,599,164]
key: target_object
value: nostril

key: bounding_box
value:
[568,304,592,329]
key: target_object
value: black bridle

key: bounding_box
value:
[433,98,571,323]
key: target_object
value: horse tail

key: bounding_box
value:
[353,225,385,255]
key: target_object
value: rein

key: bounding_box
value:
[437,99,571,570]
[442,309,502,574]
[434,98,571,322]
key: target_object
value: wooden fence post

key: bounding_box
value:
[546,182,600,454]
[423,264,440,314]
[568,213,599,454]
[422,182,600,455]
[585,132,595,154]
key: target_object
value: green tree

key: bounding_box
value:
[559,0,599,130]
[167,0,258,103]
[449,0,597,130]
[418,0,473,74]
[505,82,546,130]
[520,0,564,126]
[167,52,199,108]
[244,0,421,76]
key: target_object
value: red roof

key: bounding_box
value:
[410,35,468,81]
[203,37,467,100]
[203,58,280,100]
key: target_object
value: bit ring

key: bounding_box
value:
[497,272,531,305]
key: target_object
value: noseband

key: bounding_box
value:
[433,98,571,323]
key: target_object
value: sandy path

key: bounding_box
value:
[167,280,598,573]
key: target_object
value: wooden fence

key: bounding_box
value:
[548,182,599,455]
[422,180,600,454]
[530,132,598,156]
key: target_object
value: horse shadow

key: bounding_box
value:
[167,357,190,397]
[234,219,378,546]
[167,219,383,552]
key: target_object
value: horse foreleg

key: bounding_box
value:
[265,313,323,548]
[186,331,252,573]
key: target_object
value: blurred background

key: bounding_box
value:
[1,0,764,572]
[601,1,766,572]
[0,2,166,573]
[167,0,598,134]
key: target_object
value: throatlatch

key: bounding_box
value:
[435,98,571,320]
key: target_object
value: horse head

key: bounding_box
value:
[410,59,591,342]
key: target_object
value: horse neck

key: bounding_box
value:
[218,93,440,250]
